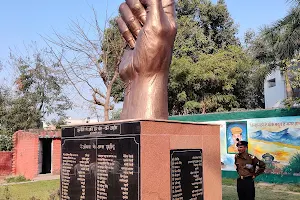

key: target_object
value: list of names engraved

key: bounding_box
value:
[97,154,117,200]
[61,153,78,200]
[77,154,90,199]
[170,150,203,200]
[61,127,140,200]
[120,154,134,199]
[171,156,183,200]
[189,155,203,199]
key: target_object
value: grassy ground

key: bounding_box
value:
[0,178,299,200]
[0,179,59,200]
[223,185,300,200]
[222,178,300,200]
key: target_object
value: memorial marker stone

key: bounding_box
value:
[171,150,204,200]
[61,122,140,200]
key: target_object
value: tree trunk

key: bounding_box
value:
[104,87,111,121]
[104,106,109,121]
[284,71,293,98]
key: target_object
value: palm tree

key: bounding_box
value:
[264,0,300,60]
[254,0,300,99]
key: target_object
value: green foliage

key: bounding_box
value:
[169,46,254,114]
[50,117,67,129]
[174,0,239,60]
[283,153,300,174]
[3,95,42,132]
[0,47,72,136]
[109,0,247,113]
[247,0,300,105]
[0,135,13,151]
[110,108,122,121]
[263,2,300,60]
[11,50,72,119]
[5,176,29,183]
[166,0,261,115]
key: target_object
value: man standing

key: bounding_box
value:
[235,140,265,200]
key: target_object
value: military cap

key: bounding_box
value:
[262,153,274,161]
[236,138,248,147]
[231,127,242,135]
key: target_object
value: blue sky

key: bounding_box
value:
[0,0,292,120]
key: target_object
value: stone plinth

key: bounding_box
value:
[60,120,221,200]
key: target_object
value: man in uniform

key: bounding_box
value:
[235,139,265,200]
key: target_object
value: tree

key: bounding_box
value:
[46,10,125,121]
[0,46,72,133]
[248,0,300,105]
[0,85,40,151]
[265,0,300,61]
[173,0,239,60]
[11,47,72,123]
[110,108,122,121]
[167,0,256,115]
[169,46,254,115]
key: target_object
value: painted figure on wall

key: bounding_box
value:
[248,117,300,175]
[262,153,276,172]
[208,116,300,177]
[226,121,247,154]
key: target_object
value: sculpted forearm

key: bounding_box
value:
[121,74,169,119]
[117,0,177,120]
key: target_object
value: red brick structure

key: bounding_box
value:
[0,151,13,175]
[12,130,61,180]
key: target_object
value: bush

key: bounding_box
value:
[0,134,13,151]
[5,176,29,183]
[283,152,300,174]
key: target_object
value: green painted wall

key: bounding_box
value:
[169,108,300,184]
[169,108,300,122]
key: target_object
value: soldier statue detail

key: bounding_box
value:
[235,139,266,200]
[116,0,177,120]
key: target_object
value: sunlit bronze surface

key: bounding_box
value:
[117,0,177,120]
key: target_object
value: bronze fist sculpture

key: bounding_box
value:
[117,0,177,120]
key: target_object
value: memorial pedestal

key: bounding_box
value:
[61,120,221,200]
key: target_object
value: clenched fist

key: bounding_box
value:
[117,0,177,120]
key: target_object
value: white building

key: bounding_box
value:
[65,117,99,125]
[264,67,300,108]
[42,117,100,130]
[264,68,286,109]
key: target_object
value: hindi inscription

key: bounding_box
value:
[171,149,204,200]
[61,122,140,200]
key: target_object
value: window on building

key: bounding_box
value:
[268,78,276,88]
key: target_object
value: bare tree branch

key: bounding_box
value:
[43,6,124,121]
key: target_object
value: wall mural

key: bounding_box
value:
[226,121,247,154]
[210,116,300,176]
